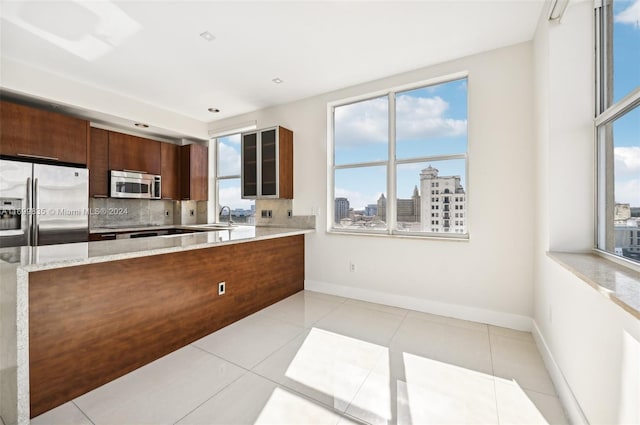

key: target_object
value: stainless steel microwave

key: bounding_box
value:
[110,170,161,199]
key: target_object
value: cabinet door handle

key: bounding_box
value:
[17,153,60,161]
[92,195,108,198]
[101,234,115,238]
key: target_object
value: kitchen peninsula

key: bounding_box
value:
[0,225,312,424]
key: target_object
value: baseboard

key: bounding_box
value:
[532,321,589,425]
[304,279,533,331]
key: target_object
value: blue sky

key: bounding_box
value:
[612,0,640,207]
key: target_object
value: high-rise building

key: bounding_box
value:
[365,204,378,217]
[397,185,421,223]
[419,166,466,233]
[376,187,421,228]
[334,197,350,223]
[614,225,640,261]
[376,194,386,221]
[615,203,631,222]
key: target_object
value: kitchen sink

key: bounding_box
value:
[191,223,236,230]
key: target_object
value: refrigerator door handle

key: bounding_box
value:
[26,177,32,246]
[33,178,39,246]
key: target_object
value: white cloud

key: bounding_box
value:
[335,97,388,145]
[334,95,466,147]
[615,0,640,27]
[217,142,241,176]
[219,186,254,210]
[616,178,640,206]
[396,95,467,140]
[335,187,383,211]
[614,146,640,175]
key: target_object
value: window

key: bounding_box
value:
[215,134,255,224]
[330,76,468,237]
[596,0,640,264]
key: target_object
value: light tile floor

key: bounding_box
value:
[31,290,569,425]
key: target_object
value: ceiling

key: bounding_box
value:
[0,0,546,137]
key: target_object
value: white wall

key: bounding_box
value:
[533,2,640,424]
[210,42,536,329]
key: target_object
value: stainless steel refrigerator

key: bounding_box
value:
[0,159,88,247]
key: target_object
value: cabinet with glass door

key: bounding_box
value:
[241,126,293,199]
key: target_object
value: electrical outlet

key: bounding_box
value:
[349,262,356,272]
[287,209,292,218]
[164,210,170,217]
[190,210,195,216]
[218,281,226,295]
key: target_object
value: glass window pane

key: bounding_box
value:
[334,166,387,229]
[218,178,255,224]
[334,96,388,165]
[396,79,468,159]
[396,159,467,234]
[217,134,241,177]
[600,104,640,261]
[611,0,640,104]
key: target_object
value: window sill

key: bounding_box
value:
[327,229,469,242]
[547,251,640,319]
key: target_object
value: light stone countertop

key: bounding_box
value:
[0,225,313,425]
[89,224,203,234]
[547,252,640,319]
[1,225,313,272]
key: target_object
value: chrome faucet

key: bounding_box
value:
[220,205,233,225]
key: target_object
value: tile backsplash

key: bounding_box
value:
[89,197,312,229]
[90,198,208,228]
[175,200,208,226]
[254,199,315,229]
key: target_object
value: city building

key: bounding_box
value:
[615,223,640,261]
[615,203,631,222]
[376,194,386,222]
[419,166,466,233]
[340,168,466,233]
[376,187,421,230]
[364,204,377,217]
[334,197,350,224]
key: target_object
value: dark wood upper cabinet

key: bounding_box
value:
[89,128,109,197]
[242,133,258,198]
[108,132,161,175]
[241,126,292,199]
[0,100,89,165]
[180,143,208,201]
[160,142,180,200]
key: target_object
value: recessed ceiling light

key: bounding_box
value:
[272,77,283,84]
[200,31,215,42]
[134,123,149,128]
[208,108,220,113]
